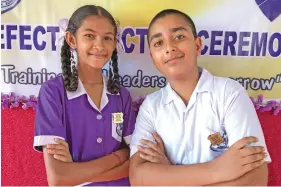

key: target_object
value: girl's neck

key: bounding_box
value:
[77,63,103,84]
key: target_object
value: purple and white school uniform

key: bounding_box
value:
[33,75,136,186]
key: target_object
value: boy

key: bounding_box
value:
[129,9,270,186]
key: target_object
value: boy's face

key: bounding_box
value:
[148,14,202,80]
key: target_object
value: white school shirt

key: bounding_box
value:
[130,68,271,165]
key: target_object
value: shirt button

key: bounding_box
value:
[97,114,102,120]
[97,137,103,143]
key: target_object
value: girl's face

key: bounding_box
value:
[66,15,116,69]
[148,14,202,80]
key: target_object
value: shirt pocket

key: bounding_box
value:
[205,124,229,158]
[112,121,123,142]
[111,111,124,142]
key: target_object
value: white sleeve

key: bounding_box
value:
[223,80,271,163]
[130,97,156,157]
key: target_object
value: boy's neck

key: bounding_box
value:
[168,67,200,106]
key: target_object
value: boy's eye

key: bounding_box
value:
[154,40,163,47]
[175,35,185,40]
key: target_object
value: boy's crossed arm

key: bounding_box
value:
[129,133,267,186]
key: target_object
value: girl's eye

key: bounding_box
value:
[104,36,113,41]
[85,34,94,38]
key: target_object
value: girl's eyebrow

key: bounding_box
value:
[83,28,114,35]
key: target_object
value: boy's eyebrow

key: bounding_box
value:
[83,28,114,35]
[171,26,188,33]
[149,33,162,43]
[149,26,188,43]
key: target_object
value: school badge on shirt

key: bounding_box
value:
[208,132,224,145]
[207,126,229,152]
[112,112,124,137]
[112,112,124,124]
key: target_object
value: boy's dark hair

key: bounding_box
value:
[147,9,197,45]
[61,5,120,94]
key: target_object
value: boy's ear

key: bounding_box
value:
[195,37,202,56]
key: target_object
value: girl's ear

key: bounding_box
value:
[65,31,77,49]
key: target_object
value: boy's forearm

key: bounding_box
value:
[208,163,268,186]
[130,153,220,186]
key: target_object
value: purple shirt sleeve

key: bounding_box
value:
[33,81,66,152]
[121,88,136,145]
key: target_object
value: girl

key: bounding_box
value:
[33,5,135,186]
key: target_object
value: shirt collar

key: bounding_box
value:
[162,67,214,105]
